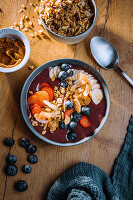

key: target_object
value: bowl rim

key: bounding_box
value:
[0,28,31,73]
[40,0,97,39]
[21,58,110,147]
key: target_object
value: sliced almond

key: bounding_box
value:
[64,115,71,125]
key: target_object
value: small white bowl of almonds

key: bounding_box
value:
[40,0,97,44]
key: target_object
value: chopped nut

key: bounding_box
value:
[42,130,46,135]
[23,28,28,32]
[29,91,33,94]
[29,33,35,38]
[32,121,38,126]
[28,65,34,70]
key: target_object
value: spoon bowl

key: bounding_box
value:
[90,36,133,87]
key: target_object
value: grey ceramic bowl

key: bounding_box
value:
[21,59,110,146]
[41,0,97,44]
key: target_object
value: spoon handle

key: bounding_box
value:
[115,66,133,87]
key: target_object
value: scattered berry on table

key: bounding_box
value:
[71,112,81,122]
[58,71,68,81]
[59,81,68,88]
[66,100,74,110]
[66,131,77,141]
[60,63,71,71]
[81,106,91,116]
[22,165,32,174]
[6,154,17,164]
[4,137,14,147]
[68,121,77,130]
[28,155,38,164]
[26,144,37,154]
[14,181,28,192]
[59,120,68,129]
[19,138,30,148]
[67,69,73,77]
[5,165,18,176]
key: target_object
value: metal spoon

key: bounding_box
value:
[90,36,133,87]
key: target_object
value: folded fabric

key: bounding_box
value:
[48,115,133,200]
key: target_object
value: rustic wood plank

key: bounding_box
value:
[0,0,133,199]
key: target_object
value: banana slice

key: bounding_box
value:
[90,79,97,86]
[92,88,103,105]
[54,66,58,78]
[73,98,81,113]
[92,84,100,90]
[49,67,55,81]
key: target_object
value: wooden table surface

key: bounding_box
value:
[0,0,133,199]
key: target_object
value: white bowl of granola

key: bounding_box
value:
[40,0,97,44]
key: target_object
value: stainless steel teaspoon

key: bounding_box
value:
[90,36,133,87]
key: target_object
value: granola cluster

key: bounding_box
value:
[40,0,94,36]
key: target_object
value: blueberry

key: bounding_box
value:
[68,121,77,130]
[67,69,73,77]
[59,121,67,129]
[4,137,14,147]
[71,112,81,122]
[59,81,68,88]
[26,144,37,154]
[22,165,32,174]
[60,64,71,71]
[66,131,77,141]
[6,155,17,164]
[5,165,18,176]
[15,181,28,192]
[81,106,91,116]
[28,155,38,164]
[19,138,30,148]
[66,100,74,110]
[58,71,68,81]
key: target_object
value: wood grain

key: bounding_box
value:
[0,0,133,199]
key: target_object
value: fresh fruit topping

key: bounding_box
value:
[58,71,68,81]
[64,115,71,125]
[81,106,91,116]
[64,108,75,118]
[5,165,18,176]
[41,86,54,101]
[67,69,73,77]
[28,155,38,164]
[30,104,41,110]
[49,67,55,81]
[80,116,90,128]
[27,95,40,105]
[39,82,50,89]
[19,138,30,148]
[68,121,77,130]
[71,112,81,122]
[73,98,81,113]
[22,165,32,174]
[4,137,14,147]
[91,88,103,105]
[14,181,28,192]
[34,91,50,107]
[60,63,71,71]
[6,155,17,164]
[66,100,74,110]
[31,105,42,116]
[59,81,68,88]
[59,120,68,129]
[66,131,77,141]
[26,144,37,154]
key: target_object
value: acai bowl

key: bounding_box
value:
[21,59,110,146]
